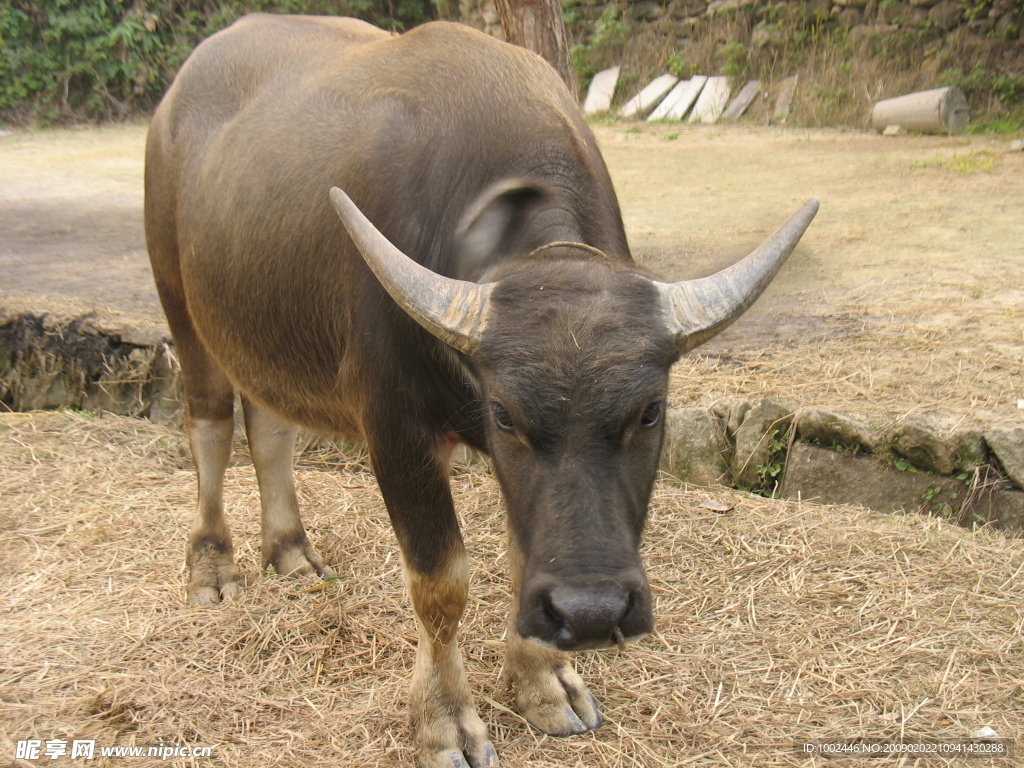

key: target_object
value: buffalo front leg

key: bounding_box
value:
[242,399,334,579]
[504,528,603,736]
[372,438,497,768]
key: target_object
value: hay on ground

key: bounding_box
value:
[1,411,1021,767]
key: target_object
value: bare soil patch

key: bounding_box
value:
[2,411,1022,767]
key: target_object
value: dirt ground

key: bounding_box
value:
[2,122,1022,427]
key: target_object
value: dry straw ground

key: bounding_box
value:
[2,410,1022,767]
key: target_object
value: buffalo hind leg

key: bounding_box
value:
[158,286,241,606]
[242,399,334,579]
[372,435,497,768]
[504,528,603,736]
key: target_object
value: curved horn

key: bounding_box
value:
[330,187,493,355]
[656,198,819,353]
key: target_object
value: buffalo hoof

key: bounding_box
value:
[416,710,498,768]
[264,537,335,579]
[515,659,603,736]
[187,541,241,606]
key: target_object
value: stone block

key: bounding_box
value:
[632,1,664,21]
[969,489,1024,534]
[985,428,1024,489]
[688,76,731,123]
[661,407,731,486]
[706,0,756,15]
[780,443,967,515]
[878,1,912,23]
[794,407,879,453]
[889,412,961,475]
[712,397,752,441]
[721,80,760,121]
[732,398,794,490]
[836,6,864,28]
[773,75,799,124]
[649,76,707,121]
[928,0,963,30]
[583,66,619,115]
[619,74,679,119]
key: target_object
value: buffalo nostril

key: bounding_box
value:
[546,584,630,648]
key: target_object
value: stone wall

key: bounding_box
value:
[662,396,1024,534]
[3,311,1021,533]
[459,0,1021,44]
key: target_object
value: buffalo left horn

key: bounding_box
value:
[330,186,493,355]
[656,198,819,352]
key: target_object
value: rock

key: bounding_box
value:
[951,429,987,471]
[985,428,1024,489]
[836,6,863,28]
[773,74,799,124]
[882,124,906,135]
[752,22,785,47]
[969,488,1024,533]
[632,1,663,21]
[1010,139,1024,152]
[732,398,794,490]
[878,1,911,23]
[712,398,752,441]
[794,407,879,453]
[927,0,963,30]
[789,0,831,25]
[780,443,967,515]
[706,0,756,15]
[661,407,732,486]
[889,413,961,475]
[995,11,1021,39]
[667,0,709,19]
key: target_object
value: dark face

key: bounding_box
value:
[477,257,679,651]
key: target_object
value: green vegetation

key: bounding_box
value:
[0,0,434,124]
[569,1,1024,132]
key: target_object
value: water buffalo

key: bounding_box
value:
[145,13,817,767]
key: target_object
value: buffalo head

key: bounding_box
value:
[330,185,817,651]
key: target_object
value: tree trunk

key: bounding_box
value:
[492,0,576,99]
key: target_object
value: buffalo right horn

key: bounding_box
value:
[655,198,819,352]
[330,186,493,355]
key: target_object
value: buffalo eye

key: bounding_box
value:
[640,401,663,429]
[491,401,515,433]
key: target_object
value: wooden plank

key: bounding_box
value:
[648,76,707,122]
[582,66,620,115]
[871,87,969,134]
[773,75,799,124]
[619,74,679,119]
[721,80,760,122]
[688,76,731,123]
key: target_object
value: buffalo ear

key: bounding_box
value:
[454,179,549,280]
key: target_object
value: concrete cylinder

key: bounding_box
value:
[871,87,970,135]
